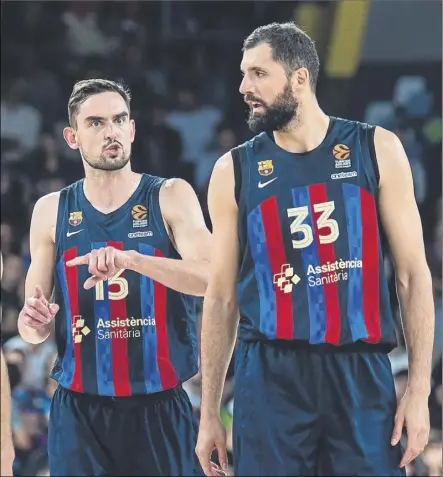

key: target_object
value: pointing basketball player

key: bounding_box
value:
[196,23,434,476]
[17,79,224,476]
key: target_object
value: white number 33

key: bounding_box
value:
[287,201,339,249]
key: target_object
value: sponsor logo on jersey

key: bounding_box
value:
[331,171,357,180]
[131,204,148,228]
[128,231,153,239]
[96,317,156,340]
[72,316,90,343]
[72,315,157,342]
[66,229,84,238]
[307,258,363,287]
[272,259,364,290]
[258,177,278,188]
[69,211,83,227]
[273,264,301,294]
[257,160,274,176]
[332,144,351,168]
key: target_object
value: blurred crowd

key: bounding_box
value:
[1,2,441,476]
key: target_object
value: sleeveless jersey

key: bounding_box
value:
[50,174,198,396]
[234,117,397,350]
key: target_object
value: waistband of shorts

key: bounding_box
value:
[238,339,394,354]
[58,383,184,406]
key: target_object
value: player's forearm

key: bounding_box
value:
[129,251,209,296]
[396,267,434,395]
[18,313,51,344]
[200,295,239,419]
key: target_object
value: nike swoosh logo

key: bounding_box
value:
[66,229,84,238]
[258,177,278,188]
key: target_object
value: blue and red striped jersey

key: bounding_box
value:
[50,174,198,396]
[234,117,397,349]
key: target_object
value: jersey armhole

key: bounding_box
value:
[54,188,67,260]
[368,125,380,185]
[231,147,242,205]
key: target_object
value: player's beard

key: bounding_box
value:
[80,142,131,171]
[246,81,299,133]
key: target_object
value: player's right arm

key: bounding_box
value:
[196,153,240,476]
[18,193,60,344]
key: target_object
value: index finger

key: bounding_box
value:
[66,255,89,267]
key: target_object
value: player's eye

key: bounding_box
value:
[115,117,125,125]
[91,121,102,128]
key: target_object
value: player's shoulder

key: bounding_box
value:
[31,191,61,244]
[33,190,61,216]
[372,125,403,152]
[158,177,200,216]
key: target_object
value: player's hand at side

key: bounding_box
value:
[66,246,135,290]
[196,416,228,476]
[391,389,430,468]
[209,461,227,476]
[21,285,59,329]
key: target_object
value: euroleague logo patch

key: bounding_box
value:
[131,204,148,228]
[332,144,351,168]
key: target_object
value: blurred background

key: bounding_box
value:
[0,1,441,476]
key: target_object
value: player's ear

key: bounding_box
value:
[130,119,136,143]
[63,127,79,150]
[292,67,309,90]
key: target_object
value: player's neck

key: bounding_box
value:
[273,100,330,154]
[83,168,142,214]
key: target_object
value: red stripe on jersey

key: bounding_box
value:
[108,241,131,396]
[154,249,178,389]
[260,196,294,340]
[309,184,341,345]
[360,190,381,343]
[64,246,83,392]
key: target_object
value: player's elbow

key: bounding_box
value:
[204,286,238,316]
[395,262,432,292]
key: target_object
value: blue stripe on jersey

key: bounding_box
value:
[92,242,115,396]
[291,186,327,343]
[56,258,75,388]
[342,184,368,341]
[138,243,162,393]
[247,206,277,338]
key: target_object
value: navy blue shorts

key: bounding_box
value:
[48,384,203,476]
[233,340,406,476]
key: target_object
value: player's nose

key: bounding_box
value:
[104,124,118,140]
[239,75,253,96]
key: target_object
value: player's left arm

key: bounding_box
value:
[375,127,434,466]
[129,178,211,296]
[67,179,211,296]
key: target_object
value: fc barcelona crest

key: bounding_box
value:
[257,160,274,176]
[69,211,83,227]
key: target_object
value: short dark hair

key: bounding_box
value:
[243,22,320,91]
[68,79,131,128]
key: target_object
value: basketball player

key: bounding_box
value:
[1,252,15,476]
[17,79,223,476]
[196,23,434,476]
